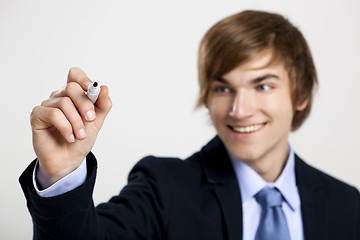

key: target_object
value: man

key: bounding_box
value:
[20,10,360,239]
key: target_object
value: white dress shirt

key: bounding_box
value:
[228,144,304,240]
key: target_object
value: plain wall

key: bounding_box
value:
[1,0,359,239]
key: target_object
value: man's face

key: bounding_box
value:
[206,52,306,170]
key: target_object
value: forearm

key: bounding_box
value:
[20,154,167,240]
[20,153,104,240]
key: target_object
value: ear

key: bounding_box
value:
[295,98,308,111]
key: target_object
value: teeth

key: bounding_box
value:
[232,124,263,133]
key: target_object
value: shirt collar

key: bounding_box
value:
[228,144,300,212]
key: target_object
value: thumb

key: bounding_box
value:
[94,85,112,126]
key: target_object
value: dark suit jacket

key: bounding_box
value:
[20,136,360,240]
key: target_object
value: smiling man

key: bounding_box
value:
[206,52,305,183]
[20,10,359,240]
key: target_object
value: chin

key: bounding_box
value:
[234,152,259,163]
[227,145,261,162]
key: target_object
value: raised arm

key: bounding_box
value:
[30,67,112,188]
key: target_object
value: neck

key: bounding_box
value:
[247,144,290,182]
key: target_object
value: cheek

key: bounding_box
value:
[209,101,218,112]
[208,102,220,120]
[268,94,294,123]
[259,91,294,117]
[207,98,228,121]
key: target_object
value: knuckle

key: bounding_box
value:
[48,108,61,120]
[69,110,83,124]
[30,106,41,119]
[40,100,47,106]
[58,97,72,108]
[65,81,79,93]
[49,89,58,98]
[73,119,84,131]
[68,67,80,76]
[30,106,43,127]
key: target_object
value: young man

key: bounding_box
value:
[20,10,359,239]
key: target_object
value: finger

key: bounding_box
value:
[49,82,97,122]
[41,97,87,140]
[50,67,91,98]
[67,67,93,91]
[94,85,112,126]
[95,85,112,113]
[49,85,66,99]
[31,106,75,143]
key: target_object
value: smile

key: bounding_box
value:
[230,123,266,133]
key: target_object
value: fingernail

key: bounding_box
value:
[69,134,75,142]
[86,110,96,121]
[84,81,92,88]
[78,128,86,138]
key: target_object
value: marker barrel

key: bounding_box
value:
[87,82,100,104]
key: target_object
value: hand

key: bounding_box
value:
[30,67,112,188]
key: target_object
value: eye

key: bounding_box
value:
[256,84,272,91]
[215,86,230,93]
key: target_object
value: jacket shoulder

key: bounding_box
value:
[129,152,203,181]
[296,154,360,200]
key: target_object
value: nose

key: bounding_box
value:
[229,90,256,118]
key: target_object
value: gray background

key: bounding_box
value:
[1,0,359,239]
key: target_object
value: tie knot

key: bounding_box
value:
[255,187,283,208]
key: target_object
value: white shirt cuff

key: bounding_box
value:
[32,158,87,197]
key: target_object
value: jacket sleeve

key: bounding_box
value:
[356,188,360,239]
[19,153,170,240]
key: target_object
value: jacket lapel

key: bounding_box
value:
[201,136,243,240]
[200,137,331,239]
[295,155,329,240]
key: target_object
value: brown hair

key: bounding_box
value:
[196,10,318,130]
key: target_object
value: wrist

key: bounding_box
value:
[33,158,88,197]
[36,161,79,189]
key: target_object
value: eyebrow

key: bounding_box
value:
[215,74,280,85]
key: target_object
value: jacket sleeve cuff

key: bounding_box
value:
[32,158,87,197]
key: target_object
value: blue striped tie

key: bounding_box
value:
[255,187,291,240]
